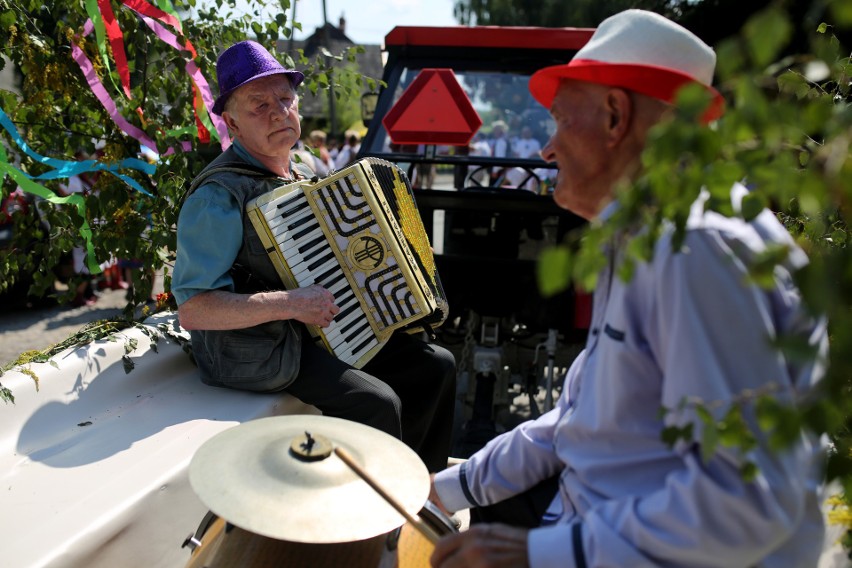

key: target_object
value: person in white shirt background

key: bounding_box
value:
[503,125,546,192]
[511,126,542,159]
[487,120,511,184]
[57,172,97,306]
[429,9,828,568]
[333,129,361,170]
[307,129,335,177]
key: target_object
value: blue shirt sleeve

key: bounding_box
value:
[171,183,243,306]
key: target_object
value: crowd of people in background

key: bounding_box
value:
[290,127,363,178]
[294,120,551,193]
[465,118,554,193]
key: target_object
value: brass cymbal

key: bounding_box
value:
[189,415,429,543]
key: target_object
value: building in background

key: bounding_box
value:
[279,16,383,142]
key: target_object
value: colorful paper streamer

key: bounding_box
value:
[0,141,100,275]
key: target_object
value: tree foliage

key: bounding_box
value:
[0,0,367,310]
[453,0,851,52]
[454,0,673,27]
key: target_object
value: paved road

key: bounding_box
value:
[0,279,164,368]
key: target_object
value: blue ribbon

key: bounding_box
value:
[0,106,156,195]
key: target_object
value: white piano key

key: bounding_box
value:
[263,196,310,229]
[291,254,337,282]
[324,313,358,342]
[323,299,360,337]
[272,223,321,250]
[279,229,325,267]
[270,208,315,236]
[324,302,361,343]
[324,303,363,344]
[348,336,381,364]
[302,264,340,288]
[329,330,372,353]
[336,326,377,361]
[339,318,373,347]
[327,278,349,297]
[259,190,304,215]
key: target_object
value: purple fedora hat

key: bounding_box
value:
[211,40,305,115]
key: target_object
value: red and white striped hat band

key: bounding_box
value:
[529,9,725,122]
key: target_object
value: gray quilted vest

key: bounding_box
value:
[183,146,317,392]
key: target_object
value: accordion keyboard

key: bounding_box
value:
[258,188,381,366]
[248,158,446,369]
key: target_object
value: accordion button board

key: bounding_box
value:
[247,158,447,368]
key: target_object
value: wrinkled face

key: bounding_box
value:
[540,80,613,220]
[223,75,301,160]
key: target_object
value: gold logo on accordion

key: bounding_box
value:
[348,234,385,270]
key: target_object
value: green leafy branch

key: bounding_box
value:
[0,301,191,404]
[660,382,785,482]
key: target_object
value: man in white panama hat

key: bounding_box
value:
[428,9,827,567]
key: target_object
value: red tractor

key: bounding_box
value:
[358,25,594,455]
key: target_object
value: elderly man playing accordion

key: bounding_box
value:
[172,40,456,473]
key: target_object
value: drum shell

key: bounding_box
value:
[393,502,458,568]
[185,516,386,568]
[184,503,457,568]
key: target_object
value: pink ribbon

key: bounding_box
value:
[71,39,160,152]
[136,14,230,149]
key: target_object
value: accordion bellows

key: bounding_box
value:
[246,158,448,368]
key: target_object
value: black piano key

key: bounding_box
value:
[335,301,360,322]
[335,288,355,304]
[330,301,356,327]
[317,271,345,290]
[287,213,314,231]
[343,321,372,344]
[307,250,336,271]
[322,272,346,290]
[313,265,339,286]
[278,198,310,217]
[350,335,377,360]
[293,221,320,241]
[297,234,326,254]
[339,314,362,335]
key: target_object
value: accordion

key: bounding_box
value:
[246,157,448,368]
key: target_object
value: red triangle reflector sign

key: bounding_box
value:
[382,68,482,146]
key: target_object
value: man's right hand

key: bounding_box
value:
[286,284,339,327]
[178,286,339,331]
[431,524,530,568]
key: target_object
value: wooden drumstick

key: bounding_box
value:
[334,446,441,545]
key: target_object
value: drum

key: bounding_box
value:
[184,416,440,567]
[184,513,387,568]
[184,502,458,568]
[391,501,459,568]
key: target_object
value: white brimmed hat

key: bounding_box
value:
[529,10,724,122]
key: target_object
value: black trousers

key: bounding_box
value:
[469,475,560,528]
[286,327,457,473]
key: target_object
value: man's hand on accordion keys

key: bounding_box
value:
[283,284,340,328]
